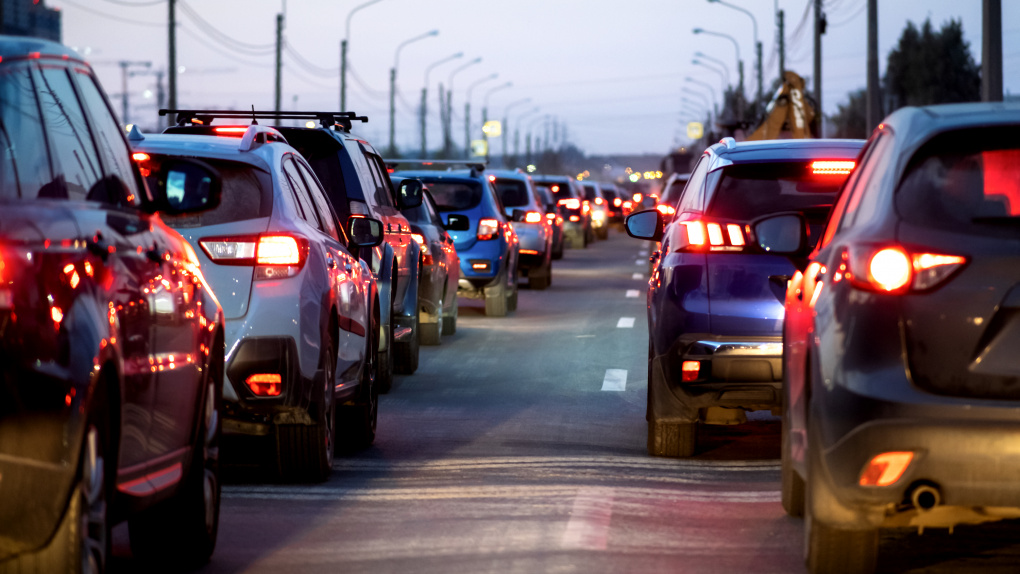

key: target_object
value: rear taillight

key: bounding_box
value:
[411,233,425,246]
[213,126,249,137]
[859,452,914,487]
[524,211,543,223]
[477,219,500,241]
[558,198,581,210]
[199,233,309,280]
[131,152,150,162]
[842,245,967,293]
[675,220,748,252]
[582,201,591,215]
[613,198,623,207]
[545,212,556,221]
[811,160,855,175]
[595,197,604,205]
[656,204,676,216]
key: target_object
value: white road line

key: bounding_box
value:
[601,369,627,391]
[560,487,615,550]
[616,317,635,328]
[635,259,644,265]
[626,289,639,298]
[632,273,643,280]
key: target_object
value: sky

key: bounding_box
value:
[54,0,1020,156]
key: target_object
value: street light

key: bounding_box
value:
[421,52,462,156]
[692,29,744,98]
[693,59,728,91]
[444,57,481,155]
[482,82,512,161]
[464,73,498,156]
[501,97,531,167]
[685,77,718,108]
[694,52,731,85]
[389,29,439,155]
[705,0,762,111]
[341,0,383,111]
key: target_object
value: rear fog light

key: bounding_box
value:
[859,451,914,486]
[682,361,700,382]
[246,373,282,396]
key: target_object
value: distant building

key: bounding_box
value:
[2,0,61,43]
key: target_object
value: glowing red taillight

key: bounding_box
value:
[411,233,425,246]
[477,219,500,241]
[677,219,747,252]
[845,244,967,293]
[257,235,302,265]
[545,212,556,221]
[859,452,914,486]
[246,373,282,396]
[582,201,591,215]
[214,126,249,137]
[524,211,543,223]
[811,160,856,175]
[559,198,581,210]
[131,152,150,162]
[613,197,623,207]
[632,193,642,203]
[681,361,700,382]
[199,233,308,279]
[656,204,676,216]
[595,197,604,205]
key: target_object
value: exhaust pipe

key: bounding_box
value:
[910,484,941,511]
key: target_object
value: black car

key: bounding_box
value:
[0,37,225,570]
[761,102,1020,574]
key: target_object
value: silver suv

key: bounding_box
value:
[488,169,553,289]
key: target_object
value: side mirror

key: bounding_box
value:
[347,216,384,248]
[625,209,663,242]
[151,158,222,215]
[445,213,470,231]
[396,178,423,210]
[511,209,527,222]
[753,213,808,255]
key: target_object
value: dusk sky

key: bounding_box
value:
[54,0,1019,156]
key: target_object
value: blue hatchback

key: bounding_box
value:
[626,137,864,457]
[390,163,520,317]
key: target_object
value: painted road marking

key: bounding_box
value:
[626,289,639,298]
[332,456,781,472]
[617,317,635,328]
[635,259,644,265]
[632,273,643,280]
[601,369,627,391]
[561,487,615,550]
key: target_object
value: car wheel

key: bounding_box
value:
[442,292,458,335]
[781,406,805,517]
[419,295,442,346]
[394,299,420,374]
[484,273,508,317]
[130,349,222,564]
[275,336,335,482]
[338,312,379,452]
[646,354,696,457]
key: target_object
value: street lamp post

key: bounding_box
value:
[692,29,744,97]
[705,0,762,112]
[421,52,462,157]
[341,0,383,112]
[464,73,498,157]
[693,52,731,86]
[501,97,531,167]
[514,106,539,168]
[692,59,728,91]
[482,82,512,162]
[389,29,438,156]
[444,57,481,156]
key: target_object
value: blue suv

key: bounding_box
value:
[390,161,520,317]
[626,137,863,457]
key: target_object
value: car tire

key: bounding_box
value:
[442,292,458,335]
[647,419,696,458]
[338,312,379,452]
[484,275,508,317]
[130,349,222,564]
[275,336,335,482]
[781,409,805,517]
[394,300,420,374]
[419,295,442,346]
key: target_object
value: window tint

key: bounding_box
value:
[495,178,530,207]
[73,70,140,206]
[37,66,102,201]
[677,156,709,214]
[707,162,848,223]
[347,145,379,207]
[296,158,340,241]
[419,178,483,211]
[660,175,690,206]
[283,158,322,229]
[365,151,396,208]
[142,156,272,227]
[0,64,52,200]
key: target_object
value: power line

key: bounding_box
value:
[97,0,165,6]
[177,1,276,55]
[347,63,387,99]
[54,0,163,27]
[283,44,339,75]
[179,27,273,69]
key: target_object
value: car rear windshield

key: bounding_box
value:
[706,162,846,221]
[896,126,1020,237]
[141,155,273,227]
[418,178,482,211]
[494,178,530,207]
[535,179,574,198]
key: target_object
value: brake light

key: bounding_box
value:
[623,201,632,210]
[582,201,591,215]
[656,204,676,216]
[551,185,560,192]
[411,233,425,245]
[632,193,642,203]
[131,152,150,162]
[546,212,556,221]
[246,373,282,397]
[213,126,249,137]
[859,452,914,486]
[676,219,747,252]
[613,197,622,207]
[257,235,302,265]
[681,361,700,382]
[847,245,967,293]
[524,211,542,223]
[199,233,308,279]
[811,160,855,175]
[569,215,580,222]
[477,219,500,241]
[488,174,496,182]
[727,224,745,247]
[558,198,581,210]
[595,197,604,205]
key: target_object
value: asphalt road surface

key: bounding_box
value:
[110,228,1020,574]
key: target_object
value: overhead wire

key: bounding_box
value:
[97,0,165,6]
[53,0,163,27]
[177,0,276,55]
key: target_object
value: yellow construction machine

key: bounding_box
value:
[746,71,816,140]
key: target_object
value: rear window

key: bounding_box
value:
[582,184,598,201]
[896,127,1020,237]
[660,175,690,206]
[534,179,575,199]
[141,155,273,227]
[706,162,847,221]
[494,178,530,207]
[417,178,482,211]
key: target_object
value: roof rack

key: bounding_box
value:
[159,108,369,132]
[383,159,487,176]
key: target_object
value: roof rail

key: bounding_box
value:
[159,109,369,132]
[719,136,737,149]
[384,159,487,176]
[238,125,288,151]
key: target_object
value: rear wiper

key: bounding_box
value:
[972,216,1020,225]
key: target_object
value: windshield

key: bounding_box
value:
[417,178,482,211]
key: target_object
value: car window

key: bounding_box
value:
[0,63,53,200]
[296,158,340,242]
[365,151,396,208]
[677,156,709,214]
[283,157,323,230]
[346,144,379,206]
[142,155,272,228]
[425,193,445,228]
[839,133,894,232]
[36,66,102,201]
[420,178,483,211]
[706,162,848,222]
[494,178,530,208]
[73,70,141,207]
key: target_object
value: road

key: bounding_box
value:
[110,229,1020,574]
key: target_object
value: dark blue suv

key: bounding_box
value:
[390,162,520,317]
[626,137,863,457]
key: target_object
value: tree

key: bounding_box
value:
[884,18,980,110]
[828,88,868,139]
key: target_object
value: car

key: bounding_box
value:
[758,102,1020,574]
[163,111,424,393]
[625,136,864,458]
[488,169,554,289]
[390,161,520,317]
[533,174,590,248]
[656,172,691,218]
[598,182,624,226]
[393,179,461,344]
[534,183,566,260]
[132,123,385,482]
[0,36,225,570]
[581,181,610,240]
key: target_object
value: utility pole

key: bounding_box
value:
[465,99,471,156]
[168,0,176,126]
[814,0,824,137]
[118,60,151,126]
[777,9,785,80]
[756,41,763,114]
[155,69,165,130]
[274,13,283,114]
[420,86,427,156]
[389,67,396,154]
[982,0,1003,102]
[866,0,881,129]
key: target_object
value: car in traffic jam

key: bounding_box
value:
[4,2,1017,571]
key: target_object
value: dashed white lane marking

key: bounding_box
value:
[638,250,649,256]
[601,369,627,391]
[632,273,643,280]
[635,259,644,265]
[616,317,635,328]
[626,289,639,298]
[561,487,615,550]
